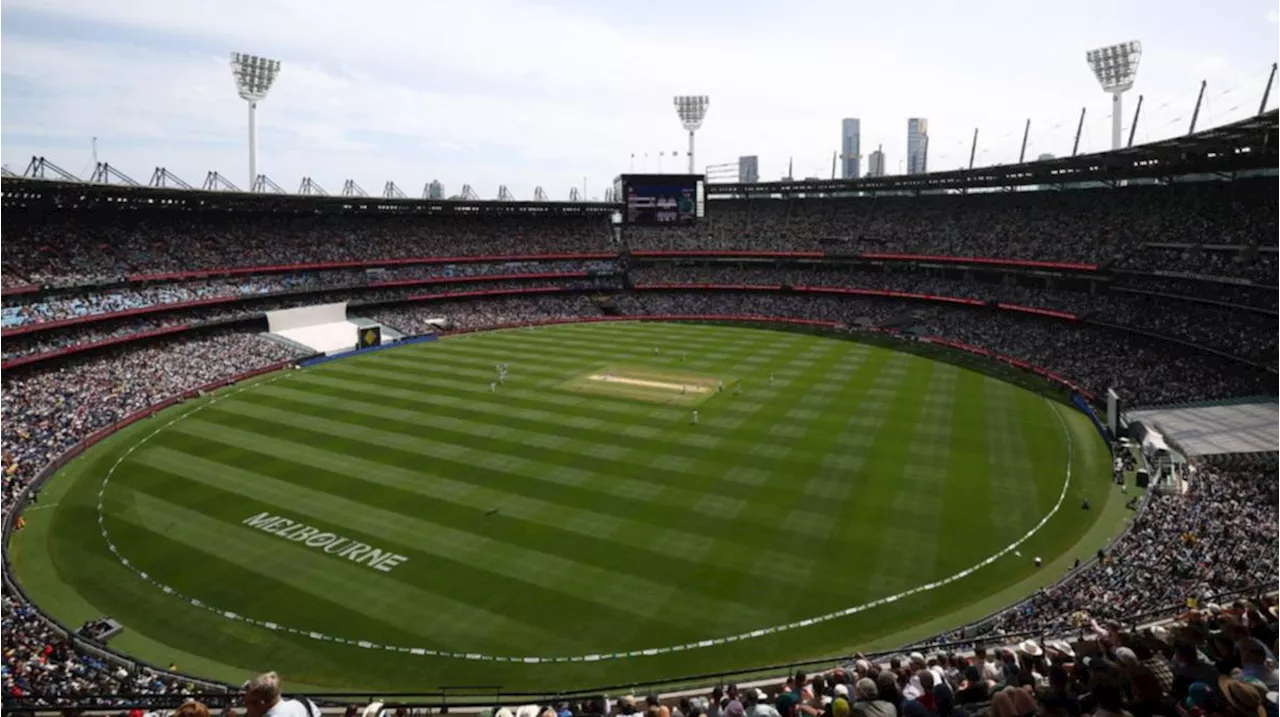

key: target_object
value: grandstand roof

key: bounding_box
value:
[2,111,1275,212]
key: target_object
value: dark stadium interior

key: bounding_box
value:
[2,113,1277,711]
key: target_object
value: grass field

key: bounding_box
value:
[11,321,1120,694]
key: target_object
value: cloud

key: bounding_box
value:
[2,0,1276,195]
[1190,56,1230,78]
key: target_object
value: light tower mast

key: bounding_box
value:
[1086,41,1142,151]
[673,96,709,174]
[230,52,282,190]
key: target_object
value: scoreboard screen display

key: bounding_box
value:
[620,174,704,226]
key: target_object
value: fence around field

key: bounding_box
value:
[1,315,1245,712]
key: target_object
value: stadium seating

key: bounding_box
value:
[2,173,1277,709]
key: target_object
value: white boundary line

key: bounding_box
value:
[91,357,1076,664]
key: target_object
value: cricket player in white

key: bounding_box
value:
[691,410,698,425]
[490,382,497,392]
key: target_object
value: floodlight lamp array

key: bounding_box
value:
[231,52,282,102]
[674,95,710,131]
[1086,41,1142,92]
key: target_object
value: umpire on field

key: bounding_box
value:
[244,671,320,717]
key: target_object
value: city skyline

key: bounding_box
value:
[2,0,1276,195]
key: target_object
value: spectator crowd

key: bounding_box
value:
[2,177,1276,709]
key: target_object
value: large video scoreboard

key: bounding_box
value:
[617,174,704,226]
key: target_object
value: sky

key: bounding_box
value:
[2,0,1277,199]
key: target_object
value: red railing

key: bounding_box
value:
[633,283,785,291]
[995,303,1080,320]
[0,284,40,297]
[629,250,826,259]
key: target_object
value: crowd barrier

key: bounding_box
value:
[857,252,1098,272]
[298,333,439,367]
[995,303,1080,320]
[2,361,294,699]
[629,250,826,259]
[1071,394,1113,442]
[0,283,40,297]
[921,336,1096,401]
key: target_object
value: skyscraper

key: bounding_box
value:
[868,147,886,177]
[907,118,929,175]
[841,118,861,179]
[738,155,760,183]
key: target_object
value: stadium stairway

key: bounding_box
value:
[261,331,316,356]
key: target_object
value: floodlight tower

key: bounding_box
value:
[673,96,709,174]
[230,52,282,190]
[1086,41,1142,151]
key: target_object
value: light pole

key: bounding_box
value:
[1086,41,1142,151]
[230,52,282,190]
[673,96,709,174]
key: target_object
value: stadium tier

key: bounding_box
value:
[2,120,1278,709]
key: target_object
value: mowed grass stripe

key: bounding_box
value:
[198,394,842,565]
[878,363,959,580]
[698,342,899,630]
[858,355,941,596]
[283,370,883,468]
[982,378,1041,534]
[168,400,824,590]
[103,485,575,653]
[269,370,915,524]
[1015,388,1071,515]
[940,367,996,563]
[158,417,778,633]
[125,446,696,649]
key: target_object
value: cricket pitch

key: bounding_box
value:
[560,366,733,406]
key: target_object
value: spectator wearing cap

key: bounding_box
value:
[851,678,895,717]
[877,671,903,714]
[1127,641,1175,697]
[745,690,779,717]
